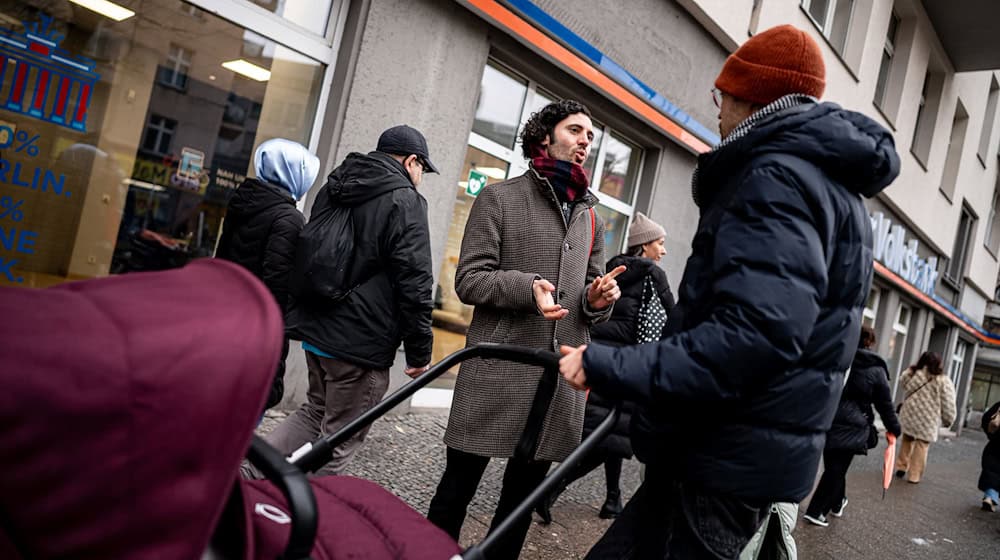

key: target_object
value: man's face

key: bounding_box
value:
[717,91,757,138]
[543,112,594,165]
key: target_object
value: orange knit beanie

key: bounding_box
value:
[715,24,826,105]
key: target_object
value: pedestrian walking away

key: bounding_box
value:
[535,211,674,525]
[895,351,957,484]
[558,24,900,559]
[215,138,320,411]
[426,99,623,560]
[803,325,901,527]
[261,125,438,477]
[978,400,1000,511]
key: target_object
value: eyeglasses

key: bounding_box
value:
[711,87,722,109]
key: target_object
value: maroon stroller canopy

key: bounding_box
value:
[0,259,282,559]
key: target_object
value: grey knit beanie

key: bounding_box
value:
[627,212,666,248]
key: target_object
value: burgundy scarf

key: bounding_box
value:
[530,145,590,202]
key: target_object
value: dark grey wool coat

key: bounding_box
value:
[444,169,611,462]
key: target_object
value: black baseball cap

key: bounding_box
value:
[376,124,439,174]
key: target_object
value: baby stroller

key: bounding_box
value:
[0,260,618,559]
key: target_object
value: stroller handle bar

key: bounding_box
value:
[290,343,561,473]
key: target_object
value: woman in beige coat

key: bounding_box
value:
[895,351,957,483]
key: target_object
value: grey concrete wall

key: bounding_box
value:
[533,0,726,130]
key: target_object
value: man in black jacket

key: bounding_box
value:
[266,125,438,476]
[559,25,901,558]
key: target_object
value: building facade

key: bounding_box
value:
[5,0,1000,425]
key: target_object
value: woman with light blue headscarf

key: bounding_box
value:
[216,138,320,410]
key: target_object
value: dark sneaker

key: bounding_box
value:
[598,493,623,519]
[983,498,997,512]
[830,498,848,517]
[803,513,829,527]
[895,470,906,479]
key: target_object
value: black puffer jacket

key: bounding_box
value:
[583,102,900,503]
[980,401,1000,493]
[285,152,434,370]
[216,178,303,311]
[586,255,674,458]
[826,348,901,453]
[590,254,675,344]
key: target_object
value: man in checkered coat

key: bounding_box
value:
[427,100,623,559]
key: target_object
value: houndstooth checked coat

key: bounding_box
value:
[444,169,611,462]
[899,367,957,442]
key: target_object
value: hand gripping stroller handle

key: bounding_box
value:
[246,435,318,560]
[460,406,622,560]
[291,343,561,473]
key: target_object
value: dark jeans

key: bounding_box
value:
[427,447,550,560]
[805,448,855,518]
[585,472,766,559]
[564,452,623,495]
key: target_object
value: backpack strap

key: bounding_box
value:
[589,207,596,257]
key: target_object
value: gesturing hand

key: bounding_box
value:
[587,265,626,310]
[533,278,569,321]
[559,345,588,390]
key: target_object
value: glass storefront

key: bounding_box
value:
[0,1,325,288]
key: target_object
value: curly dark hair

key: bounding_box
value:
[519,99,592,159]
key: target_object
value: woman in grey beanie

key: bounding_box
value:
[537,211,675,523]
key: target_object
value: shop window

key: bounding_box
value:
[431,59,645,373]
[977,77,1000,166]
[863,287,880,328]
[156,44,191,90]
[873,11,899,111]
[0,1,324,287]
[247,0,334,36]
[886,303,911,380]
[939,100,969,202]
[801,0,854,55]
[970,369,1000,411]
[950,339,969,390]
[986,187,1000,256]
[911,70,946,168]
[945,204,976,284]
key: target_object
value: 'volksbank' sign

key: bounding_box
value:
[870,212,939,297]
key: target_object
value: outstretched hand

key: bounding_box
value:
[534,278,569,320]
[587,265,626,310]
[559,344,588,390]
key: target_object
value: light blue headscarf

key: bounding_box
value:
[253,138,321,201]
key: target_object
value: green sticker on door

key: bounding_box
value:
[466,169,488,197]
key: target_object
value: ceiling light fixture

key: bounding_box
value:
[221,59,271,82]
[68,0,136,22]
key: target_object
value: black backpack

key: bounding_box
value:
[290,199,358,302]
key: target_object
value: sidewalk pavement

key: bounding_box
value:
[260,409,1000,559]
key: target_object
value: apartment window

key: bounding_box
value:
[156,44,191,90]
[141,115,177,156]
[911,71,945,168]
[863,288,880,329]
[874,12,900,110]
[801,0,854,55]
[987,188,1000,256]
[978,77,1000,165]
[940,100,969,201]
[946,204,977,284]
[950,339,969,390]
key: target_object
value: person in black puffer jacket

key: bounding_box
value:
[216,138,320,410]
[536,212,674,524]
[803,326,900,526]
[558,25,901,557]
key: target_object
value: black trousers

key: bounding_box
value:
[427,447,550,560]
[585,471,766,559]
[805,448,855,518]
[558,451,623,497]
